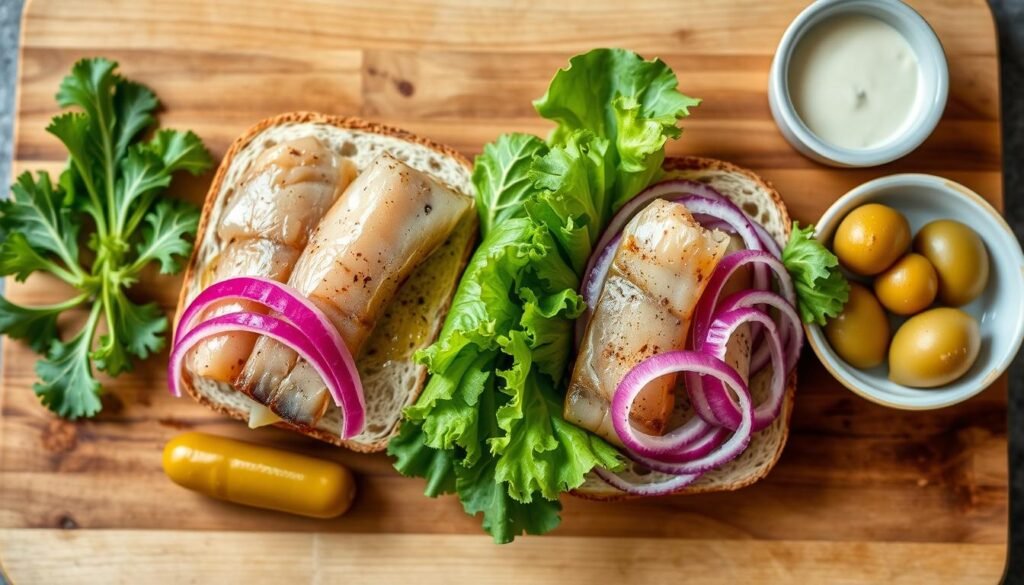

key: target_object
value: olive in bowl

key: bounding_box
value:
[832,202,911,276]
[804,174,1024,410]
[873,253,938,315]
[824,283,890,369]
[889,307,980,388]
[914,219,990,306]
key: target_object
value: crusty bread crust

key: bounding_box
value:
[571,156,796,500]
[663,156,789,229]
[174,112,475,452]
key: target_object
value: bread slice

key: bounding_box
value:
[174,112,477,452]
[572,156,796,500]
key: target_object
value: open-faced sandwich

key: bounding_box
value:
[171,49,846,543]
[569,157,801,499]
[172,113,477,451]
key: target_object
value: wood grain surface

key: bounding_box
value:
[0,0,1006,583]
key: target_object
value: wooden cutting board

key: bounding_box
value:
[0,0,1007,583]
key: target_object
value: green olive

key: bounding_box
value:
[873,253,938,315]
[913,219,989,306]
[833,203,911,276]
[825,283,890,369]
[888,308,980,388]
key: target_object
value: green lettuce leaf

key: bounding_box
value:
[526,130,609,273]
[457,356,564,544]
[474,133,548,236]
[783,222,850,325]
[491,331,622,502]
[533,48,700,210]
[389,420,458,497]
[392,47,697,543]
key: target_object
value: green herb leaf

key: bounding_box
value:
[1,57,210,419]
[34,306,103,419]
[117,146,173,221]
[0,172,82,275]
[55,58,118,128]
[782,222,850,325]
[110,293,167,360]
[0,234,61,282]
[92,327,132,376]
[0,294,85,352]
[148,129,214,176]
[46,113,97,188]
[93,287,167,375]
[132,199,201,275]
[112,80,158,160]
[115,131,211,239]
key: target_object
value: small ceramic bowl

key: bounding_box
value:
[768,0,948,167]
[805,175,1024,409]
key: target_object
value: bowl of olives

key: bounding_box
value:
[805,174,1024,409]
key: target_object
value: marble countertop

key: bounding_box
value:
[0,0,1020,578]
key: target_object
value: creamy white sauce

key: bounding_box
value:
[788,14,920,150]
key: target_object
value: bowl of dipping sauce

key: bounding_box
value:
[768,0,948,167]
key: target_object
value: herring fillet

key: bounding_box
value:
[188,136,356,382]
[238,152,473,427]
[564,199,729,445]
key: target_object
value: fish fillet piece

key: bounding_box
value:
[238,152,473,426]
[190,136,355,383]
[217,136,357,247]
[564,199,729,445]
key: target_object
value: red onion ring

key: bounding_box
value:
[173,276,364,438]
[612,351,754,474]
[575,233,621,346]
[594,466,701,496]
[626,424,731,464]
[168,311,365,438]
[716,290,803,374]
[691,250,796,347]
[592,180,765,272]
[751,219,783,259]
[690,308,785,432]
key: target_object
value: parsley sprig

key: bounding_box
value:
[0,58,212,418]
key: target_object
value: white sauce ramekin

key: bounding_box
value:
[768,0,948,167]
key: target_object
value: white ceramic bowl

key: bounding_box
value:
[768,0,948,167]
[805,175,1024,409]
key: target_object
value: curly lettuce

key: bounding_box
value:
[389,48,699,543]
[783,222,850,325]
